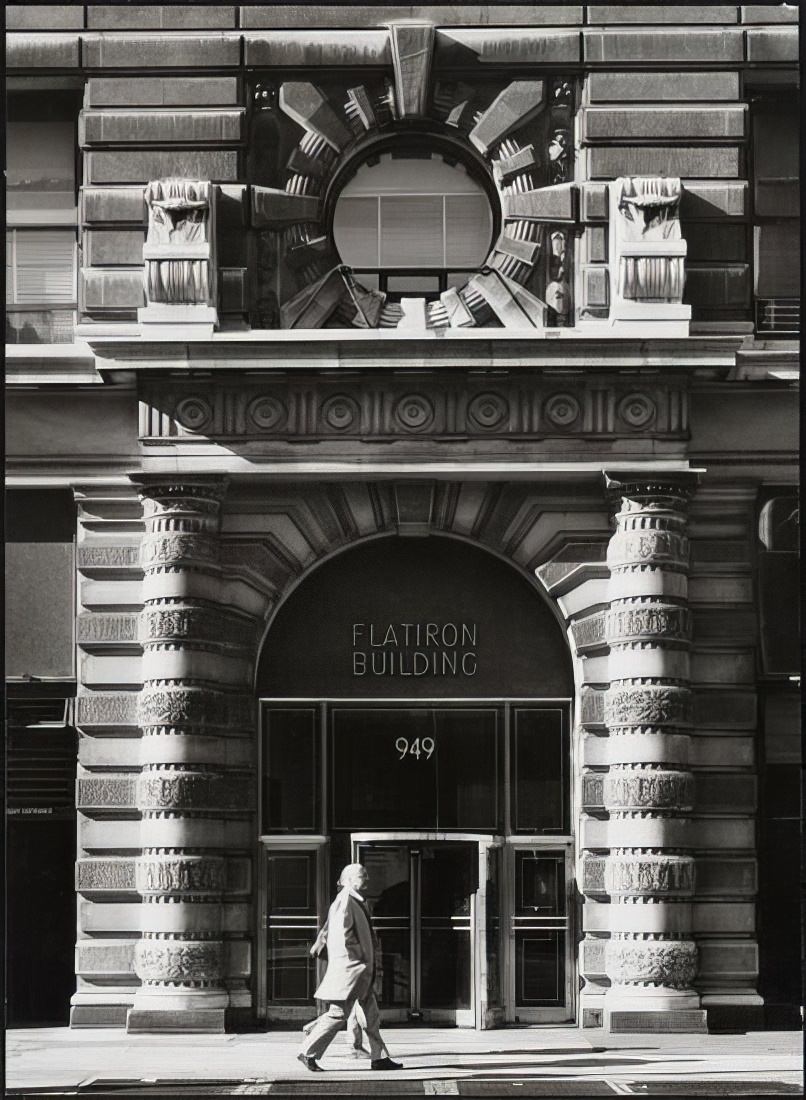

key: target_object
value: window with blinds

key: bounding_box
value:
[752,95,800,334]
[6,89,80,343]
[6,229,77,306]
[333,153,494,298]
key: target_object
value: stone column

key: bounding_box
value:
[602,471,706,1032]
[127,478,256,1033]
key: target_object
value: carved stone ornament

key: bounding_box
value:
[606,939,698,990]
[136,855,226,896]
[138,686,253,732]
[605,854,696,897]
[605,604,691,646]
[609,177,690,333]
[134,938,223,984]
[136,768,253,813]
[142,604,256,648]
[142,179,216,307]
[140,533,219,570]
[604,768,695,813]
[137,479,228,517]
[607,529,689,571]
[605,685,693,729]
[140,378,689,443]
[252,68,578,330]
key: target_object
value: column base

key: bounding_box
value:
[126,1008,226,1033]
[71,1004,130,1028]
[607,1008,708,1033]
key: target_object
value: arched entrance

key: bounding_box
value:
[254,535,575,1028]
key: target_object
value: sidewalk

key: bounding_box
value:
[6,1024,803,1097]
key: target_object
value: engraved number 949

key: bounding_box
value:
[395,736,435,761]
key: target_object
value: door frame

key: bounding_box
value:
[505,838,576,1024]
[351,831,504,1028]
[256,835,329,1023]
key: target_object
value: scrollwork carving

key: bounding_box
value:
[136,855,226,895]
[141,533,219,569]
[605,685,693,729]
[606,939,698,989]
[607,529,689,570]
[605,854,695,897]
[136,768,252,813]
[137,686,253,731]
[604,768,694,813]
[134,939,223,983]
[605,604,691,645]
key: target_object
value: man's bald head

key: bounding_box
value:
[338,863,368,891]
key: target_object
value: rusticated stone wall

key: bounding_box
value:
[6,3,795,330]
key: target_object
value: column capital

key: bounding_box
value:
[129,475,230,506]
[603,469,702,504]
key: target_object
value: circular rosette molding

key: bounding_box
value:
[394,393,435,433]
[618,392,657,430]
[544,393,581,429]
[174,397,212,433]
[321,394,360,432]
[247,395,287,432]
[467,392,509,431]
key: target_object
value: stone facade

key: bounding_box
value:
[5,2,799,1036]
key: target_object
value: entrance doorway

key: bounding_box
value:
[357,840,474,1025]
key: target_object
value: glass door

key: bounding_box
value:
[258,842,326,1025]
[508,844,574,1022]
[355,839,478,1025]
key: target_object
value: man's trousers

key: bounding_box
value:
[299,990,388,1062]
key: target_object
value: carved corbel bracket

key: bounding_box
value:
[608,177,691,336]
[139,178,218,336]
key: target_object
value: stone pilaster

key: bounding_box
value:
[602,471,706,1032]
[127,478,257,1033]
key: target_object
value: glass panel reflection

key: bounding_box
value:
[269,930,317,1002]
[515,851,566,916]
[359,844,411,1009]
[269,853,316,913]
[515,930,565,1007]
[262,708,318,832]
[420,844,473,1010]
[331,708,498,830]
[513,708,567,833]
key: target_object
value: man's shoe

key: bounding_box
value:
[371,1058,402,1071]
[297,1053,323,1072]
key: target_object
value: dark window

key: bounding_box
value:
[512,708,568,833]
[330,706,499,831]
[752,95,800,334]
[261,707,319,832]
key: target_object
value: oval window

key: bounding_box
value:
[332,153,494,299]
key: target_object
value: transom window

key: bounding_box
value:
[332,153,494,300]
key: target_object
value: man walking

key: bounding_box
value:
[297,863,401,1073]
